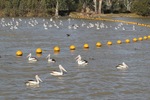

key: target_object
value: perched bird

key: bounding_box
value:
[25,75,43,86]
[75,55,88,65]
[116,62,128,70]
[46,54,56,63]
[27,53,38,62]
[50,65,67,76]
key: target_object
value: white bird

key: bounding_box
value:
[116,62,128,69]
[46,54,56,63]
[25,75,43,86]
[75,55,88,65]
[50,65,67,76]
[27,53,38,62]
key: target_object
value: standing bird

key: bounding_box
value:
[25,75,43,86]
[46,54,56,63]
[50,65,67,76]
[27,53,38,62]
[116,62,128,70]
[75,55,88,65]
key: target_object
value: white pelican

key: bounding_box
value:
[46,54,56,63]
[25,75,43,86]
[27,53,38,62]
[50,65,67,76]
[75,55,88,65]
[116,62,128,69]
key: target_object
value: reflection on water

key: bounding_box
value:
[0,17,150,99]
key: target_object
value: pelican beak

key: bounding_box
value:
[27,55,29,58]
[75,56,79,60]
[38,77,43,82]
[46,54,50,58]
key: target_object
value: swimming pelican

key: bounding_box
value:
[46,54,56,63]
[116,62,128,69]
[27,53,38,62]
[75,55,88,65]
[50,65,67,76]
[25,75,43,86]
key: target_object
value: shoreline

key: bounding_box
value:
[69,12,150,19]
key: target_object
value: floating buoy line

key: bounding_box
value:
[16,35,150,56]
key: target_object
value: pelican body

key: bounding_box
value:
[75,55,88,65]
[116,62,128,69]
[27,53,38,62]
[46,54,56,63]
[25,75,42,86]
[50,65,67,76]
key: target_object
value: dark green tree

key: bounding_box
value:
[132,0,150,16]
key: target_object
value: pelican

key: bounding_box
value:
[75,55,88,65]
[116,62,128,69]
[25,75,43,86]
[27,53,38,62]
[46,54,56,63]
[50,65,67,76]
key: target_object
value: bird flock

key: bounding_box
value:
[26,53,128,87]
[0,17,136,31]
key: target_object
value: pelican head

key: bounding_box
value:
[122,62,128,68]
[35,75,43,82]
[46,54,51,58]
[27,53,31,58]
[59,65,67,73]
[75,55,81,60]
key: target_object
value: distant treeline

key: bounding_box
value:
[0,0,149,17]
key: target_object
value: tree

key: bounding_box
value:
[93,0,97,13]
[55,0,59,16]
[132,0,150,16]
[98,0,103,14]
[123,0,132,11]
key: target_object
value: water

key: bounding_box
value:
[0,17,150,100]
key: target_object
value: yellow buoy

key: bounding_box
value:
[125,39,130,43]
[143,36,148,40]
[36,48,42,54]
[16,50,23,56]
[96,42,102,47]
[107,41,112,45]
[148,35,150,39]
[138,37,143,41]
[117,40,122,44]
[133,38,137,42]
[54,46,60,52]
[83,43,89,49]
[36,54,42,57]
[70,45,76,50]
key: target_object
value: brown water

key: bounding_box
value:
[0,17,150,100]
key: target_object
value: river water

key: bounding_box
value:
[0,17,150,100]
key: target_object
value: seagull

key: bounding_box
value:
[46,54,56,63]
[116,62,128,69]
[75,55,88,65]
[27,53,38,62]
[25,75,43,86]
[50,65,67,76]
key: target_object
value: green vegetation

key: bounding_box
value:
[131,0,150,16]
[0,0,149,17]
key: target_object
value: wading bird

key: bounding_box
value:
[25,75,43,86]
[116,62,128,70]
[50,65,67,76]
[27,53,38,62]
[75,55,88,65]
